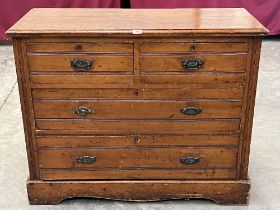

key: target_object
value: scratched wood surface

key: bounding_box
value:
[7,8,267,36]
[8,8,267,204]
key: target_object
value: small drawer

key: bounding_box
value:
[140,42,249,54]
[141,73,245,84]
[38,147,237,180]
[141,54,247,72]
[27,54,133,72]
[30,75,133,85]
[27,42,133,54]
[32,87,244,100]
[33,100,242,120]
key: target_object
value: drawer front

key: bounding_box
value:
[39,147,237,168]
[28,55,133,72]
[32,87,244,100]
[35,120,240,135]
[141,55,247,72]
[38,147,237,180]
[36,135,239,148]
[34,100,242,119]
[40,168,237,180]
[31,74,243,85]
[30,40,244,181]
[27,43,133,53]
[140,42,249,53]
[141,73,244,84]
[30,75,133,84]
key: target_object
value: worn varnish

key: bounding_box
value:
[36,135,239,148]
[34,100,242,119]
[141,54,247,72]
[7,8,267,36]
[38,147,237,169]
[28,55,133,72]
[7,8,267,205]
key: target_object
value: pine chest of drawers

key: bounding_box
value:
[7,8,267,205]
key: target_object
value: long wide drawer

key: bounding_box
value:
[36,135,239,148]
[34,100,242,119]
[32,87,244,100]
[38,147,237,180]
[35,120,240,135]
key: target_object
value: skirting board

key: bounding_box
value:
[27,179,250,205]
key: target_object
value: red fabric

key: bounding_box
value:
[131,0,280,35]
[0,0,120,40]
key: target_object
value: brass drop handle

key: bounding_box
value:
[181,59,203,70]
[71,59,93,71]
[74,106,94,117]
[181,106,202,115]
[76,156,96,164]
[180,156,200,165]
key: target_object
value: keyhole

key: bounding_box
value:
[76,44,83,51]
[134,89,139,96]
[134,136,141,143]
[191,44,195,52]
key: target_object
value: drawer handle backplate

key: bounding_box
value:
[74,106,94,117]
[76,156,96,164]
[181,106,202,115]
[71,59,93,71]
[181,59,203,70]
[180,156,200,165]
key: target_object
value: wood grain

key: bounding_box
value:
[7,8,267,37]
[12,39,39,179]
[35,119,240,135]
[33,100,242,119]
[141,73,245,84]
[24,37,250,44]
[28,54,133,72]
[27,42,133,53]
[240,38,262,179]
[32,87,244,100]
[27,180,250,204]
[38,147,237,169]
[140,42,249,53]
[39,168,237,180]
[36,135,239,148]
[141,54,247,72]
[30,75,134,84]
[8,8,266,205]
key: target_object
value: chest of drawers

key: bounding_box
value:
[7,8,267,205]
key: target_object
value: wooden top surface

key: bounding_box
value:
[7,8,268,37]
